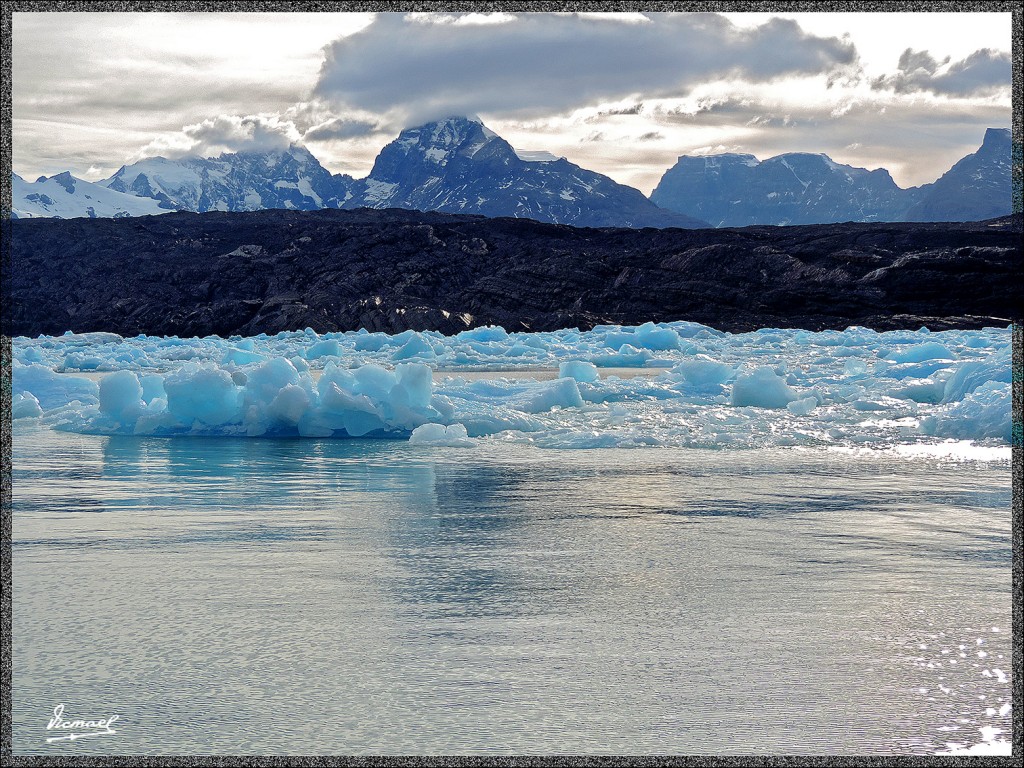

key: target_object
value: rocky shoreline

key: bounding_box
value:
[5,208,1021,338]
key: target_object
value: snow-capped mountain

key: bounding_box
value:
[903,128,1012,222]
[341,116,706,228]
[11,172,171,219]
[16,120,1010,228]
[650,128,1012,227]
[650,152,922,227]
[101,144,353,213]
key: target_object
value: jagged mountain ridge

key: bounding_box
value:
[650,127,1012,227]
[341,117,705,228]
[95,117,703,229]
[651,153,924,227]
[903,128,1013,222]
[12,121,1012,227]
[101,145,354,213]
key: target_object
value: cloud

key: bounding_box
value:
[406,11,517,27]
[314,12,858,125]
[872,48,1011,96]
[303,117,380,142]
[592,103,645,118]
[138,114,301,159]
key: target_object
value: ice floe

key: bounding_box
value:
[11,320,1013,450]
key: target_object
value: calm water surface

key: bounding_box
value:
[11,425,1012,754]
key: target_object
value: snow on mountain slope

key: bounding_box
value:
[342,116,706,229]
[98,157,206,210]
[11,172,170,219]
[101,145,354,213]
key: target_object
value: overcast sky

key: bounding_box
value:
[12,10,1012,194]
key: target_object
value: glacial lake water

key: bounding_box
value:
[11,423,1012,755]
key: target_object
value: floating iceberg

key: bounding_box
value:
[409,423,476,447]
[730,367,800,409]
[11,320,1013,450]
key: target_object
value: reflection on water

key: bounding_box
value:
[11,424,1012,755]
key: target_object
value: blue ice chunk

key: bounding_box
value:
[392,363,433,410]
[139,374,166,404]
[731,367,800,409]
[222,347,267,365]
[921,381,1011,441]
[591,345,651,367]
[559,360,600,383]
[786,396,818,416]
[942,352,1012,403]
[164,364,243,426]
[844,359,868,375]
[409,423,475,447]
[669,357,737,388]
[354,333,389,351]
[393,333,436,360]
[13,362,99,409]
[456,325,509,342]
[98,370,144,421]
[890,342,956,363]
[519,377,584,413]
[12,392,43,419]
[305,339,342,359]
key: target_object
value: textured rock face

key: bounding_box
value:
[101,145,354,213]
[903,128,1013,223]
[6,208,1020,339]
[650,129,1013,227]
[341,116,706,229]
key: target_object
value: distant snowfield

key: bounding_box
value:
[11,320,1012,452]
[11,172,169,219]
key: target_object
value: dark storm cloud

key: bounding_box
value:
[303,117,380,142]
[872,48,1011,97]
[314,12,858,124]
[603,104,645,116]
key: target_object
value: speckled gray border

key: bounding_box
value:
[0,1,1020,764]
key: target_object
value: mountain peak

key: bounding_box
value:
[366,115,516,188]
[903,127,1012,222]
[48,171,78,194]
[981,127,1010,150]
[397,115,495,147]
[352,118,704,228]
[414,114,484,128]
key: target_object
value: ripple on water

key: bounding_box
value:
[10,426,1012,754]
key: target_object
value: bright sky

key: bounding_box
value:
[11,11,1012,194]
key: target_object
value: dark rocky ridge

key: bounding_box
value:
[5,208,1021,338]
